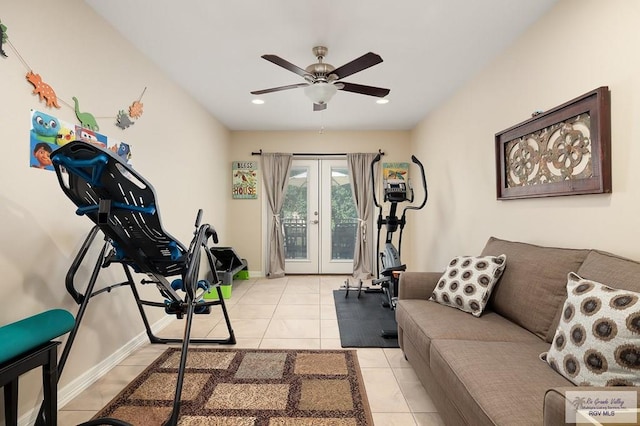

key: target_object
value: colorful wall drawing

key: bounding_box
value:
[232,161,258,199]
[29,110,132,171]
[382,162,409,182]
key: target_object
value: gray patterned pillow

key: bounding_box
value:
[544,272,640,386]
[430,254,506,317]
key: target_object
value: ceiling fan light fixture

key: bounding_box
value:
[376,98,389,104]
[251,99,265,105]
[304,82,337,104]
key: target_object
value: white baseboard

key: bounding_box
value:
[58,315,174,406]
[18,315,173,426]
[248,270,263,278]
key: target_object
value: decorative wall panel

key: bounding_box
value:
[495,87,611,200]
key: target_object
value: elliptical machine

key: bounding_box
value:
[370,154,428,313]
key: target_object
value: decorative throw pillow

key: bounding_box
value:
[430,254,506,317]
[543,272,640,386]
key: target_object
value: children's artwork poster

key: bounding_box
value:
[232,161,258,199]
[29,110,132,171]
[383,162,409,182]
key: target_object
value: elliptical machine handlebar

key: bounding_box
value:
[404,155,428,213]
[371,153,382,208]
[397,155,428,259]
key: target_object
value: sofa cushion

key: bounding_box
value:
[430,339,574,426]
[544,272,640,386]
[481,236,589,341]
[577,250,640,294]
[430,254,506,317]
[395,299,541,365]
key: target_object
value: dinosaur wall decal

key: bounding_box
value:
[72,96,99,131]
[26,71,61,108]
[0,20,8,58]
[116,110,135,129]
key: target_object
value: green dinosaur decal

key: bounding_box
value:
[72,96,99,131]
[0,20,8,57]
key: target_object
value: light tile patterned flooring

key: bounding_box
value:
[58,275,443,426]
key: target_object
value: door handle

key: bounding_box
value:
[311,219,319,224]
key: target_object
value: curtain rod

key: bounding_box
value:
[251,149,384,157]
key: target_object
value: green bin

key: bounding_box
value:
[234,270,250,280]
[203,284,232,300]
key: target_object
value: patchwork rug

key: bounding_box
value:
[92,347,373,425]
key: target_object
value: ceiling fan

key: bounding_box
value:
[250,46,390,111]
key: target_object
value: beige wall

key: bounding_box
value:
[0,0,229,419]
[409,0,640,271]
[228,131,412,274]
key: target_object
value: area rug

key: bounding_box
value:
[92,347,373,426]
[333,290,399,348]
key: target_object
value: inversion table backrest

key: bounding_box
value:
[51,141,187,277]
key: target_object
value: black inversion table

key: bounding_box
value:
[46,140,235,426]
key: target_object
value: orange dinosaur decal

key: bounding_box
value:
[26,71,61,109]
[129,100,143,119]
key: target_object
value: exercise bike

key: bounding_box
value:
[370,154,428,323]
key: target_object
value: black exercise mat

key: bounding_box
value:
[333,290,399,348]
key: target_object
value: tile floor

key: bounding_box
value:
[58,275,444,426]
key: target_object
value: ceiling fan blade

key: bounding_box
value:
[331,52,383,80]
[337,82,390,98]
[251,83,309,95]
[262,54,310,78]
[314,103,327,112]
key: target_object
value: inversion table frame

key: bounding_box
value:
[45,141,236,426]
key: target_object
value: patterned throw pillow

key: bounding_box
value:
[543,272,640,386]
[430,254,506,317]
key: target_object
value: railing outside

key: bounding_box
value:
[283,217,357,261]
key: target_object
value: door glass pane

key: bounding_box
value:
[330,166,357,260]
[282,166,308,260]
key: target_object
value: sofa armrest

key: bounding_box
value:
[544,386,640,426]
[398,271,442,300]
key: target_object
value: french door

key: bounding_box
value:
[281,159,358,274]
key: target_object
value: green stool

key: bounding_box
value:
[0,309,75,426]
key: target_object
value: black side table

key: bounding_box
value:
[0,341,60,426]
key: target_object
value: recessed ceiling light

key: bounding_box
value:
[252,99,265,105]
[376,99,389,105]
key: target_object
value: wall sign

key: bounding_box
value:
[383,162,409,182]
[232,161,258,199]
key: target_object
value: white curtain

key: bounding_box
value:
[260,153,293,278]
[347,153,378,279]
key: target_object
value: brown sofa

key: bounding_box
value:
[396,236,640,425]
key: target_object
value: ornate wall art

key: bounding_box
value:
[495,87,611,200]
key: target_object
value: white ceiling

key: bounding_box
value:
[86,0,559,132]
